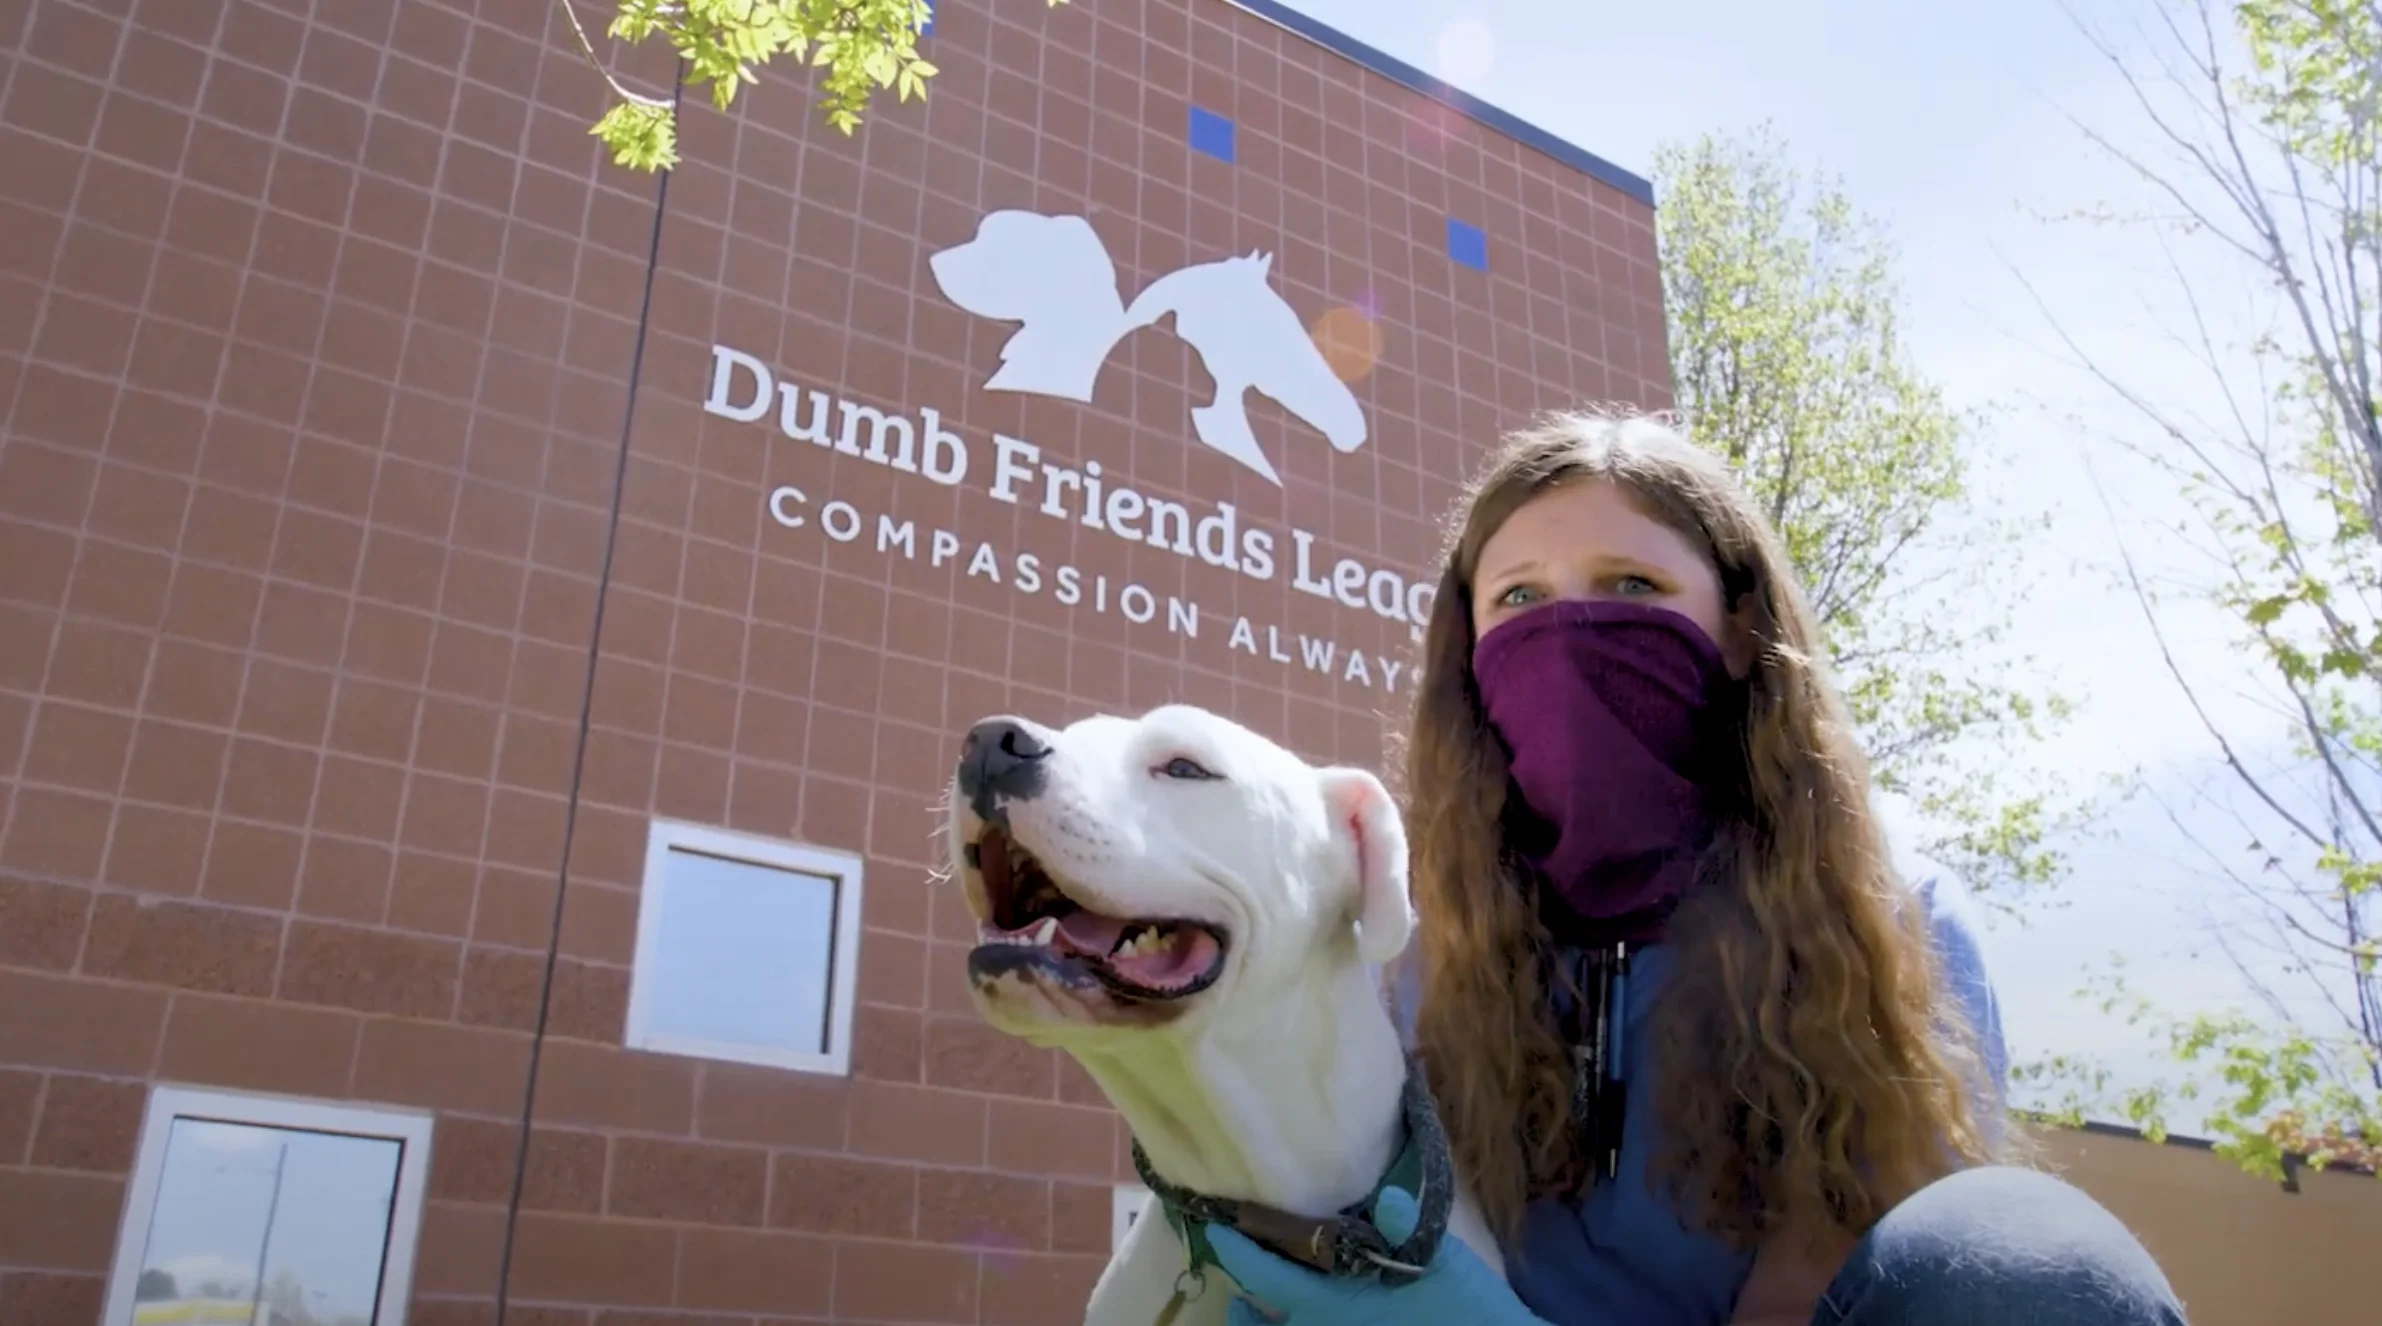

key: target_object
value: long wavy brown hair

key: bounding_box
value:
[1398,407,2003,1250]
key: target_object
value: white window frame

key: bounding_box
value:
[101,1085,435,1326]
[624,817,867,1077]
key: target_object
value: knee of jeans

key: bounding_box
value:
[1825,1167,2184,1325]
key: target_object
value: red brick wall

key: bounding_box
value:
[0,0,1665,1321]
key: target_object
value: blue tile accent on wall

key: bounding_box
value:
[1188,105,1237,163]
[920,0,934,38]
[1220,0,1655,207]
[1447,218,1488,272]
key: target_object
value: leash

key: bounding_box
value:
[1130,1051,1456,1324]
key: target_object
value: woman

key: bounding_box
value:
[1207,410,2185,1324]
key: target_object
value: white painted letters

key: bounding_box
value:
[840,400,912,467]
[988,434,1038,505]
[767,486,807,528]
[712,334,1417,694]
[918,408,968,485]
[704,344,772,423]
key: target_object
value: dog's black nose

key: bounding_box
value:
[957,717,1053,818]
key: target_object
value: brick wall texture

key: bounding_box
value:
[0,0,1666,1321]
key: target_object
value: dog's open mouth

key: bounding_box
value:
[966,826,1229,1001]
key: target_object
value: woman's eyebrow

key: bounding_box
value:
[1475,555,1543,586]
[1584,549,1671,577]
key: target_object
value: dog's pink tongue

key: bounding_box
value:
[1107,927,1220,989]
[1055,912,1129,954]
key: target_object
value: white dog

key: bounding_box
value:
[943,705,1502,1324]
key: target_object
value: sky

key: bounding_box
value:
[132,1118,396,1324]
[1268,0,2364,1128]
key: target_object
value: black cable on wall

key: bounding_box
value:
[488,68,684,1326]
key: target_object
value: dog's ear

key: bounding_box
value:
[1317,767,1413,965]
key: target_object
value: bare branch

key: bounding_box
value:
[2084,450,2338,846]
[559,0,673,111]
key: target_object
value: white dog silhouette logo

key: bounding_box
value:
[927,210,1367,486]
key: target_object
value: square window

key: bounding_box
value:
[1188,105,1236,163]
[625,818,867,1076]
[1447,217,1489,272]
[101,1086,434,1326]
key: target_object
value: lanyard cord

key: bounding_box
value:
[1565,942,1631,1185]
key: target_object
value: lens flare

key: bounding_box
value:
[1312,305,1385,383]
[1434,18,1496,85]
[1405,96,1463,154]
[962,1222,1028,1277]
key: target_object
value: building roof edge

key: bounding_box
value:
[1221,0,1658,208]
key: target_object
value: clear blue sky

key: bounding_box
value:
[1271,0,2337,1125]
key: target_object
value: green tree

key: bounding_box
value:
[1656,128,2083,896]
[562,0,1066,172]
[2011,0,2380,1179]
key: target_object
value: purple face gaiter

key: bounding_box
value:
[1472,598,1732,941]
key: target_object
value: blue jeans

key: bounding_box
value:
[1814,1167,2187,1325]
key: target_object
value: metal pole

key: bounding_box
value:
[249,1142,289,1325]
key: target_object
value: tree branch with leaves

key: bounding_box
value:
[563,0,1067,171]
[2009,0,2380,1181]
[1657,128,2090,898]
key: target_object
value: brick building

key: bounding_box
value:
[0,0,1665,1320]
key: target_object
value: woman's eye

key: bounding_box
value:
[1615,574,1659,596]
[1495,584,1543,608]
[1157,757,1220,781]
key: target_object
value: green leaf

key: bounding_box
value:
[590,99,679,172]
[575,0,1071,172]
[1653,125,2084,897]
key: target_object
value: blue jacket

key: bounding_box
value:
[1392,864,2009,1326]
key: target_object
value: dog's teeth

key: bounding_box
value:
[1111,924,1167,958]
[1029,917,1059,946]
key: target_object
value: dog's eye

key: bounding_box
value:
[1156,756,1221,781]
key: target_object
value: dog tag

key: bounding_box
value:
[1154,1266,1208,1326]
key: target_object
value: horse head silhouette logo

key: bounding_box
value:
[927,210,1368,486]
